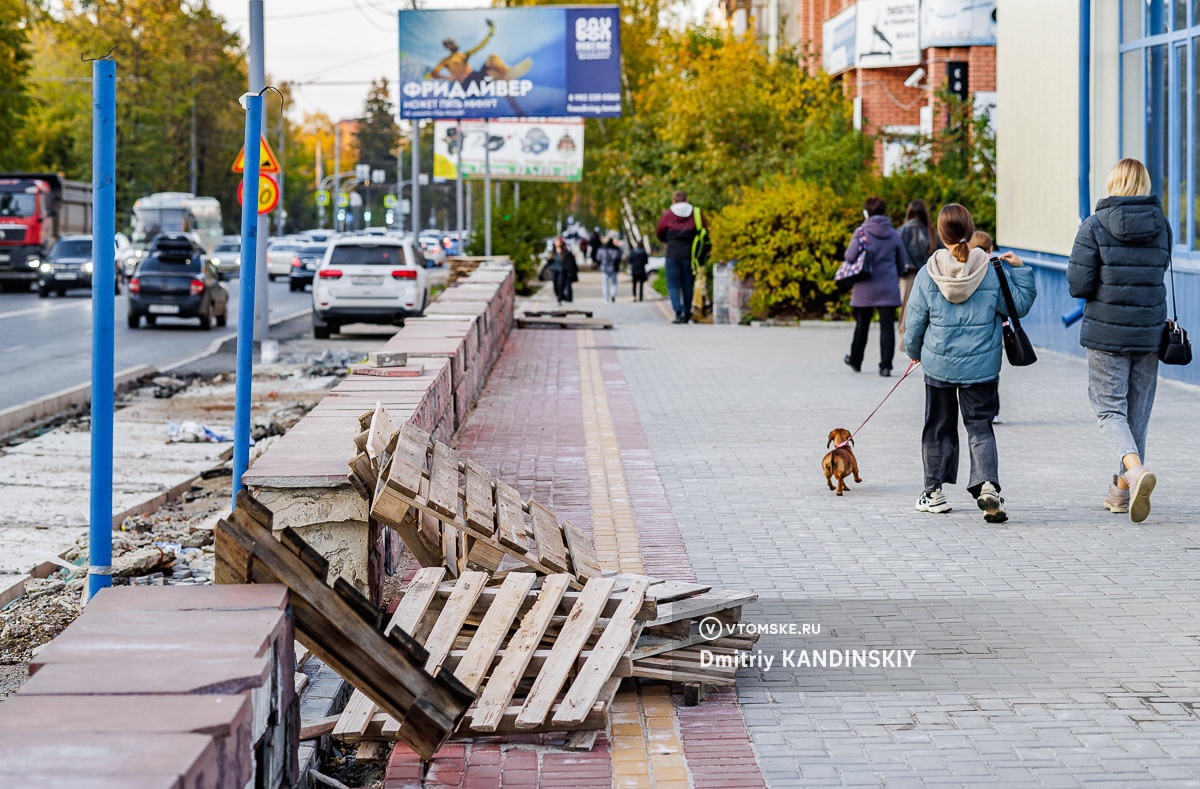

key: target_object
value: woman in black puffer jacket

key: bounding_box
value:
[1067,158,1170,524]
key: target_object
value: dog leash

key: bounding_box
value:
[836,359,921,448]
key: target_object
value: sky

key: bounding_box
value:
[206,0,708,122]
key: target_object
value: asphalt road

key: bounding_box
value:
[0,278,312,411]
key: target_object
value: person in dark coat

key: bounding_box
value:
[628,241,649,301]
[844,197,911,376]
[897,199,937,348]
[1067,158,1170,524]
[656,190,708,323]
[588,227,602,267]
[547,237,575,305]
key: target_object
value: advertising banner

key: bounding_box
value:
[920,0,996,48]
[398,6,621,120]
[855,0,920,70]
[822,5,857,75]
[432,118,584,182]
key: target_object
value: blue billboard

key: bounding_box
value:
[398,6,621,120]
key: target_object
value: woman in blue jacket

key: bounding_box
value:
[904,204,1037,523]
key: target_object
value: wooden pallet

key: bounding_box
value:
[522,309,594,318]
[370,422,602,588]
[332,570,647,745]
[215,492,474,760]
[516,315,613,330]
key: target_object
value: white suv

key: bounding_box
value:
[311,236,431,339]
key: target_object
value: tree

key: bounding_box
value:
[357,77,399,174]
[0,0,34,168]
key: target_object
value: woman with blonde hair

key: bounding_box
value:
[904,204,1036,522]
[1067,158,1170,523]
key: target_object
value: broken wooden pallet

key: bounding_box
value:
[332,570,646,745]
[215,492,474,760]
[522,309,594,318]
[370,422,602,587]
[516,315,613,330]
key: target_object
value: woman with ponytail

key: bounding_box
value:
[903,204,1037,523]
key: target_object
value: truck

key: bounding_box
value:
[0,174,93,292]
[129,192,223,259]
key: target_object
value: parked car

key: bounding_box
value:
[210,239,241,277]
[287,243,329,292]
[266,239,304,280]
[311,236,430,339]
[127,233,228,330]
[115,232,138,279]
[37,235,120,297]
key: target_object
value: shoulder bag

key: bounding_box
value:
[1160,250,1193,365]
[835,227,872,289]
[991,257,1037,367]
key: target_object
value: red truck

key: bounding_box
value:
[0,174,93,292]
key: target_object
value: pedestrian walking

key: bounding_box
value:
[897,199,937,348]
[1067,158,1171,524]
[588,226,602,268]
[597,236,622,303]
[547,237,575,305]
[656,190,708,323]
[904,203,1036,523]
[843,197,911,376]
[628,240,649,301]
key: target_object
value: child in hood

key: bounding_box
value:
[903,204,1037,523]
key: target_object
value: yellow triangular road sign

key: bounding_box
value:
[232,136,281,174]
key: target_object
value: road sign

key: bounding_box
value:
[372,169,387,184]
[232,136,282,174]
[316,190,330,207]
[236,174,280,214]
[355,164,370,181]
[336,192,350,208]
[418,173,429,186]
[383,194,398,209]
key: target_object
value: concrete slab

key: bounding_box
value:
[85,583,288,613]
[18,655,270,696]
[0,732,220,789]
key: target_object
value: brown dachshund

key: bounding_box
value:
[822,428,861,496]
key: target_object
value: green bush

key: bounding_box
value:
[710,180,858,319]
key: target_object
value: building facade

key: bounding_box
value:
[998,0,1200,385]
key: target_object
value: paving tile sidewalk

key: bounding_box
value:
[404,269,1200,787]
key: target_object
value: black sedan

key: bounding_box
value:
[38,235,121,297]
[287,243,329,292]
[127,236,228,330]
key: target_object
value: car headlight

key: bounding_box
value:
[83,262,93,274]
[39,262,52,273]
[28,257,42,269]
[212,257,221,266]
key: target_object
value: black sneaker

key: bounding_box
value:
[976,483,1008,523]
[879,367,892,377]
[844,355,861,373]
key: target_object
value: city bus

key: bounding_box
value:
[130,192,223,255]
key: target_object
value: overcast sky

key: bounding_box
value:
[205,0,707,122]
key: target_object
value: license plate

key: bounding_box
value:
[148,304,180,315]
[55,272,78,280]
[305,263,315,270]
[0,254,10,262]
[351,275,382,286]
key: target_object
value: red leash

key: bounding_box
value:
[837,359,920,447]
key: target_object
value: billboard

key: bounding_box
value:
[432,118,585,182]
[855,0,920,70]
[398,6,621,120]
[822,5,856,75]
[921,0,996,48]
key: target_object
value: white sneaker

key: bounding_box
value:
[976,482,1008,523]
[915,489,952,514]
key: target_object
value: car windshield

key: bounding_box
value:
[214,244,239,253]
[140,253,200,274]
[299,245,327,256]
[0,192,36,218]
[52,240,92,259]
[328,245,406,266]
[272,244,301,253]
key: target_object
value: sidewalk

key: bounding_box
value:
[419,269,1200,787]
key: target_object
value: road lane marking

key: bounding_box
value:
[0,300,93,321]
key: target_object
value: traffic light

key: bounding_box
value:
[364,210,372,223]
[336,209,346,222]
[385,209,395,225]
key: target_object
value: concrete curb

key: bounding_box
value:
[0,364,155,442]
[159,306,312,373]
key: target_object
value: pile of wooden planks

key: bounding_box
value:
[214,492,474,761]
[516,312,613,330]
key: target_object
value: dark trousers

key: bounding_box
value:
[922,380,1001,497]
[552,270,573,303]
[631,275,646,300]
[848,307,897,370]
[664,257,694,318]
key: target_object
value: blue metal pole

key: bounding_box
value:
[88,58,116,601]
[233,93,262,508]
[1078,0,1092,222]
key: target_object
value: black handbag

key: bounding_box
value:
[1160,251,1193,365]
[992,257,1038,367]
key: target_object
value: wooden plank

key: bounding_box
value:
[355,741,386,763]
[299,715,340,741]
[646,589,758,628]
[471,575,572,732]
[517,316,613,330]
[454,573,537,691]
[385,567,447,637]
[564,730,599,752]
[523,309,594,318]
[464,538,505,573]
[422,571,488,674]
[552,577,650,725]
[333,690,378,738]
[401,420,432,448]
[463,461,496,536]
[627,664,736,686]
[427,442,461,518]
[514,576,617,729]
[494,481,527,553]
[561,519,601,579]
[527,500,569,573]
[366,401,394,462]
[644,581,713,605]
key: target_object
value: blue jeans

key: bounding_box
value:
[602,270,618,301]
[1087,349,1158,475]
[664,257,694,318]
